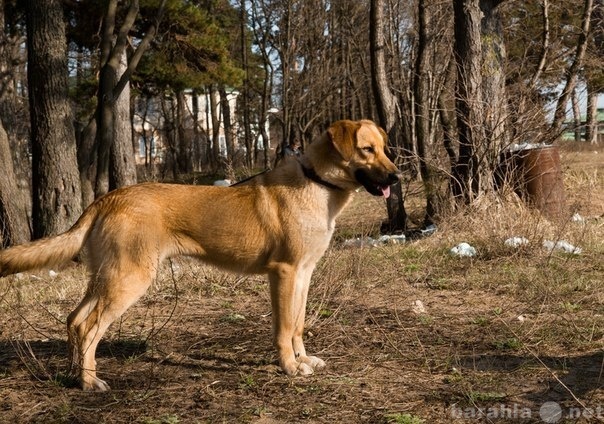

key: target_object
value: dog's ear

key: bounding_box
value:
[327,120,360,161]
[375,125,393,157]
[377,126,388,145]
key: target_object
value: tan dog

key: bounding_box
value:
[0,119,400,391]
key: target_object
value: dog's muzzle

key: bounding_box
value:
[354,169,402,198]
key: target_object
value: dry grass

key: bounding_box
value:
[0,143,603,423]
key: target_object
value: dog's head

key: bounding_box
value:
[326,120,401,198]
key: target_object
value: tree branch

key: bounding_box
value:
[112,0,167,102]
[530,0,550,89]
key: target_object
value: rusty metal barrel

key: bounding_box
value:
[496,145,567,220]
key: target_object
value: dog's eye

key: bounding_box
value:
[362,146,375,154]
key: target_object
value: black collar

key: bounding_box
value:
[299,161,344,192]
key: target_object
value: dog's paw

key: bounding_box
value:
[281,360,314,376]
[298,355,326,371]
[81,377,111,392]
[296,362,314,376]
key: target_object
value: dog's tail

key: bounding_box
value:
[0,202,100,277]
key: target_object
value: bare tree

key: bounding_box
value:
[220,87,236,162]
[176,90,192,174]
[414,0,438,225]
[0,120,30,246]
[94,0,166,197]
[25,0,82,238]
[0,0,29,246]
[250,0,275,169]
[586,0,603,144]
[239,0,253,167]
[109,48,137,190]
[370,0,407,233]
[550,0,594,139]
[451,0,508,202]
[571,87,582,141]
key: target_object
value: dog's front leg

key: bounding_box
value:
[292,265,325,372]
[269,265,314,376]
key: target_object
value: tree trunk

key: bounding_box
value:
[571,87,582,141]
[160,95,178,180]
[77,118,97,208]
[94,0,164,196]
[585,82,599,144]
[0,119,30,246]
[439,59,458,170]
[0,0,30,246]
[452,0,487,202]
[94,63,115,197]
[176,90,192,174]
[109,48,137,190]
[480,0,508,162]
[25,0,82,238]
[209,86,221,165]
[369,0,406,233]
[240,0,253,167]
[191,91,202,171]
[550,0,594,138]
[219,87,235,162]
[414,0,438,225]
[0,0,25,139]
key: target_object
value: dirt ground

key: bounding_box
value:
[0,143,603,423]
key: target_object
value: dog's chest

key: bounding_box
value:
[298,211,335,259]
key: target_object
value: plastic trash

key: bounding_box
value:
[377,234,406,244]
[450,242,477,257]
[213,179,232,187]
[543,240,582,255]
[504,237,529,248]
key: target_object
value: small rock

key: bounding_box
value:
[412,300,427,314]
[48,270,58,278]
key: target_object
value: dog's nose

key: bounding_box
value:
[387,172,402,185]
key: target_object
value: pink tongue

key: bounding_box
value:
[381,186,391,199]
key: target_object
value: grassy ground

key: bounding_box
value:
[0,143,602,423]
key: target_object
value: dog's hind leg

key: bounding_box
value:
[71,265,155,391]
[292,264,325,372]
[66,289,98,378]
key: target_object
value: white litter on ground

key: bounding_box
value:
[412,300,427,315]
[504,236,529,248]
[543,240,582,255]
[377,234,406,244]
[450,242,477,257]
[48,270,58,278]
[213,179,232,187]
[342,234,406,248]
[571,213,585,223]
[421,224,438,236]
[508,142,548,152]
[342,237,379,248]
